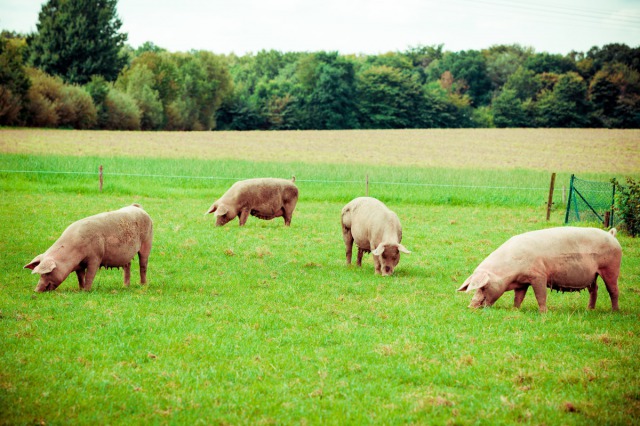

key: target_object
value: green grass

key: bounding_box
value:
[1,153,639,425]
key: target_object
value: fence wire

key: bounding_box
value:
[0,169,552,191]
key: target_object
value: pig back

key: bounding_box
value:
[233,178,298,211]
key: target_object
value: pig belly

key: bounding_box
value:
[102,239,139,267]
[545,258,598,291]
[250,201,283,219]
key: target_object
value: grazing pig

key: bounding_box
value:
[205,178,298,227]
[341,197,410,276]
[457,227,622,313]
[24,204,153,292]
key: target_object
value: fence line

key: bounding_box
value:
[0,168,554,191]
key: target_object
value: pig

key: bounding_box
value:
[457,227,622,313]
[24,204,153,292]
[205,178,298,227]
[341,197,410,276]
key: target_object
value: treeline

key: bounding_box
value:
[1,33,639,130]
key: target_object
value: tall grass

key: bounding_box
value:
[1,153,629,207]
[1,152,639,425]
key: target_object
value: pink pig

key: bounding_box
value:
[24,204,153,292]
[457,227,622,312]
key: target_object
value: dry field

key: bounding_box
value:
[1,128,639,174]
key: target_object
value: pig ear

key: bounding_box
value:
[214,205,228,217]
[32,258,57,275]
[24,255,42,271]
[398,244,411,254]
[372,243,385,256]
[205,203,218,215]
[457,271,490,292]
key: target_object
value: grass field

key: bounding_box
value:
[1,129,639,425]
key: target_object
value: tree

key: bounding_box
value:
[0,33,31,125]
[28,0,127,84]
[295,52,359,129]
[589,62,640,128]
[492,89,528,128]
[426,50,493,106]
[533,72,590,127]
[357,65,426,128]
[503,66,540,100]
[524,52,576,75]
[115,64,163,130]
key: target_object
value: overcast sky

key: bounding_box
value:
[1,0,639,55]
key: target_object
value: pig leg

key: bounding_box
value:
[513,286,529,308]
[342,224,354,265]
[76,269,86,289]
[587,282,598,309]
[373,255,381,275]
[599,268,620,311]
[530,277,548,313]
[138,247,150,285]
[123,262,131,287]
[82,261,100,291]
[357,247,365,267]
[283,205,294,226]
[238,209,250,226]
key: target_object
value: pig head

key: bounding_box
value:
[457,227,622,313]
[24,204,153,292]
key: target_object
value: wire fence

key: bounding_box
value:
[0,168,555,191]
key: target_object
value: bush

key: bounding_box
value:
[57,85,98,129]
[25,68,62,127]
[612,177,640,237]
[102,88,141,130]
[0,86,23,125]
[24,68,98,128]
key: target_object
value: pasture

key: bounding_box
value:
[1,129,639,425]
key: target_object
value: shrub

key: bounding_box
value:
[57,85,98,129]
[24,68,98,129]
[25,68,62,127]
[0,86,23,125]
[612,177,640,237]
[102,88,141,130]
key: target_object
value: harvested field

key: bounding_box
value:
[1,128,638,174]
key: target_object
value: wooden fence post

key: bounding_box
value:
[99,165,103,192]
[546,172,556,221]
[366,174,369,196]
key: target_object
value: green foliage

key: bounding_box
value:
[492,89,528,128]
[0,35,30,125]
[427,50,493,106]
[589,63,640,128]
[24,67,97,128]
[533,72,590,127]
[116,64,163,130]
[612,177,640,237]
[356,65,426,129]
[4,34,640,130]
[27,0,127,84]
[102,87,140,130]
[524,52,577,75]
[295,52,359,129]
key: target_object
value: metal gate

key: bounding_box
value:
[564,174,618,228]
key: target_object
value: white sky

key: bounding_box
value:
[1,0,639,55]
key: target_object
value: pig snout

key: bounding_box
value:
[34,279,59,292]
[467,289,495,309]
